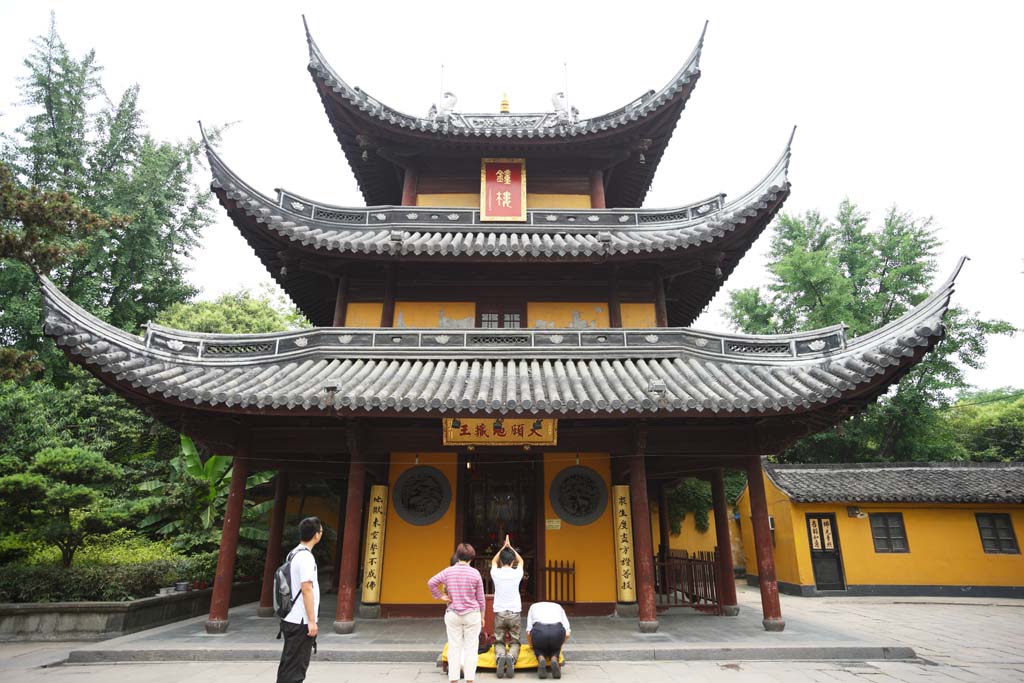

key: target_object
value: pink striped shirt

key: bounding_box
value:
[427,563,485,615]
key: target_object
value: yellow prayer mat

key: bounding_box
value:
[441,643,565,670]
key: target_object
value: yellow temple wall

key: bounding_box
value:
[736,472,805,585]
[528,303,610,329]
[620,303,657,328]
[344,303,383,327]
[415,193,591,209]
[283,495,341,558]
[380,453,458,605]
[543,453,616,604]
[650,502,721,554]
[393,302,476,328]
[737,470,1024,591]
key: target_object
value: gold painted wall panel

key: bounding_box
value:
[416,193,479,208]
[345,303,383,327]
[394,302,475,329]
[528,302,609,329]
[621,303,657,328]
[415,193,590,209]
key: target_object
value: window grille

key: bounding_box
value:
[869,513,909,553]
[976,513,1019,554]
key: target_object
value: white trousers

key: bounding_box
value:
[444,609,482,682]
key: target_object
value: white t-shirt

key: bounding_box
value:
[283,545,319,625]
[490,565,524,613]
[526,601,570,635]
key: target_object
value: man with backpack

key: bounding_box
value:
[276,516,323,683]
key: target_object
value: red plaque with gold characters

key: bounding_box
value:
[480,158,527,222]
[442,417,556,446]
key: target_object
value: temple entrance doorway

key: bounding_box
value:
[459,453,540,601]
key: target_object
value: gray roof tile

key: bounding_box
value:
[764,460,1024,504]
[206,131,792,259]
[39,262,960,418]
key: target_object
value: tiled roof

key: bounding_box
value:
[306,22,704,140]
[206,131,792,259]
[304,20,706,207]
[38,261,959,418]
[764,461,1024,504]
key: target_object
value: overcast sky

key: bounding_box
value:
[1,1,1021,391]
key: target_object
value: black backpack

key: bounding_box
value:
[273,546,311,619]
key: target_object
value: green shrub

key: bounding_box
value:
[0,530,265,602]
[22,529,176,566]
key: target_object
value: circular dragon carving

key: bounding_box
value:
[549,466,608,526]
[393,466,451,526]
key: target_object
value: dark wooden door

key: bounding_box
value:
[460,454,539,599]
[806,513,845,590]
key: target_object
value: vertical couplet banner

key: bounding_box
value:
[361,484,388,604]
[612,485,637,603]
[480,157,527,221]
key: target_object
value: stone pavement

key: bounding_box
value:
[2,585,1022,681]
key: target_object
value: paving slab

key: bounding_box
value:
[63,585,921,665]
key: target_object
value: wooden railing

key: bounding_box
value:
[544,560,576,605]
[654,549,721,614]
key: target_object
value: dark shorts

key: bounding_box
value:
[530,622,566,659]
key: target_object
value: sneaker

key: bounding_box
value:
[537,655,547,679]
[549,656,560,679]
[496,654,506,678]
[507,657,516,678]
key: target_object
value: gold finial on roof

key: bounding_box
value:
[500,92,509,114]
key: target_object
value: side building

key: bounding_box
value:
[736,461,1024,597]
[39,21,960,634]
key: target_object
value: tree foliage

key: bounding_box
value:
[0,14,212,386]
[154,287,308,334]
[0,446,124,568]
[727,200,1016,463]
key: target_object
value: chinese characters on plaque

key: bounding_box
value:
[612,485,637,603]
[441,418,557,446]
[480,158,527,222]
[360,485,388,604]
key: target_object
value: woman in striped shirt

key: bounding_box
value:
[428,543,485,683]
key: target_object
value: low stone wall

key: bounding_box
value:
[0,581,260,641]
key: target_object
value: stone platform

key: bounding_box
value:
[64,585,917,664]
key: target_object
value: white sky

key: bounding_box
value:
[1,0,1021,391]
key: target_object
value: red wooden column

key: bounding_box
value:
[589,170,606,209]
[629,426,658,632]
[257,471,290,617]
[656,482,671,562]
[332,273,348,327]
[331,484,346,593]
[653,269,668,327]
[608,265,622,329]
[334,428,367,634]
[745,457,785,631]
[380,265,396,328]
[205,452,250,633]
[710,468,739,616]
[401,167,418,206]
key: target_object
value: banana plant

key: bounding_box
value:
[138,435,274,539]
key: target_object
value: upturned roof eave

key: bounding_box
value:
[38,260,958,419]
[304,20,706,206]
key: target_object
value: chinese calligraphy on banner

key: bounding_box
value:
[611,485,637,603]
[480,157,527,221]
[441,418,557,446]
[361,484,388,604]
